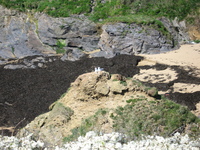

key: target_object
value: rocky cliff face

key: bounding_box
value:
[0,6,98,62]
[0,5,190,64]
[0,6,55,60]
[96,19,189,57]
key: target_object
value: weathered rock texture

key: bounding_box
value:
[17,71,157,147]
[0,5,190,63]
[97,22,176,57]
[0,6,55,59]
[0,6,99,61]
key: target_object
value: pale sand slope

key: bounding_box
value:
[139,44,200,69]
[135,44,200,117]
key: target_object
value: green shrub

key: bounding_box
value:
[49,102,74,121]
[111,98,200,141]
[62,95,200,143]
[126,98,143,104]
[194,40,200,43]
[55,39,66,54]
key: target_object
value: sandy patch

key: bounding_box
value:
[136,44,200,117]
[133,68,178,83]
[136,44,200,92]
[83,49,101,54]
[138,44,200,69]
[173,83,200,93]
[137,59,156,66]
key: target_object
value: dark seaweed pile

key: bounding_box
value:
[0,54,200,136]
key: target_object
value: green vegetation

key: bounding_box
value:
[63,108,109,143]
[63,97,200,143]
[11,46,15,55]
[120,81,127,86]
[0,0,91,17]
[126,98,144,104]
[0,0,199,24]
[49,92,67,110]
[132,79,143,87]
[194,40,200,43]
[55,39,66,54]
[111,98,200,140]
[89,0,200,22]
[59,92,67,99]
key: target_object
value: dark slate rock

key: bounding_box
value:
[0,6,190,64]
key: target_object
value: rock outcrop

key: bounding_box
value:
[17,71,158,147]
[95,21,184,57]
[0,6,55,60]
[0,6,98,62]
[0,5,190,64]
[97,17,191,57]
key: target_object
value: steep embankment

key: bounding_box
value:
[17,71,200,148]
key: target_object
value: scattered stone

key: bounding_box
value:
[111,74,126,81]
[48,58,52,62]
[31,57,46,63]
[37,63,43,68]
[146,87,158,97]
